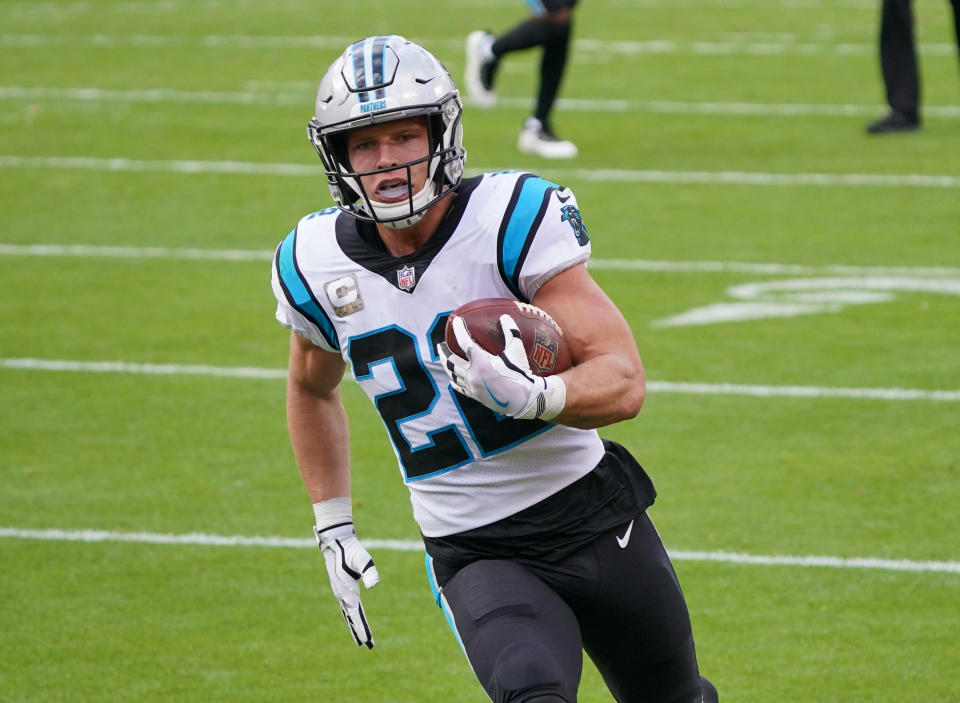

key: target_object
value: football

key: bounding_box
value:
[444,298,572,377]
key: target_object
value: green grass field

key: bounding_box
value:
[2,0,959,701]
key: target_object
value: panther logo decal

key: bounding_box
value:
[561,205,589,246]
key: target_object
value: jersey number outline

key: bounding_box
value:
[348,316,550,481]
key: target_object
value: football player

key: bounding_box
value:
[465,1,579,158]
[271,35,718,703]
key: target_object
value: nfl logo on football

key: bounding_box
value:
[397,265,416,291]
[531,328,559,374]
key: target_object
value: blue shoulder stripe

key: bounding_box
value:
[275,227,340,351]
[496,174,560,301]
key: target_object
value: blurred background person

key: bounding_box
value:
[465,0,579,158]
[867,0,960,133]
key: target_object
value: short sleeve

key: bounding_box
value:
[270,229,341,353]
[493,174,591,302]
[518,186,591,299]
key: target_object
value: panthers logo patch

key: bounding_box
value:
[561,205,589,246]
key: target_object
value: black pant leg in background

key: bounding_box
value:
[952,0,960,63]
[879,0,920,117]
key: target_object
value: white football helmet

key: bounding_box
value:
[307,35,466,229]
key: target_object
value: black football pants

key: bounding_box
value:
[428,513,711,703]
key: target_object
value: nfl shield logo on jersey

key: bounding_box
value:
[530,327,559,374]
[397,265,417,291]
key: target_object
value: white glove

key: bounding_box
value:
[313,498,380,649]
[437,314,566,421]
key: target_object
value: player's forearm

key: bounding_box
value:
[287,380,352,501]
[552,352,645,429]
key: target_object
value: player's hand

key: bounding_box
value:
[314,522,379,649]
[438,314,564,420]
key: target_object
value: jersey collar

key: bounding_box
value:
[335,176,482,293]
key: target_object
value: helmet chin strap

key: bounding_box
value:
[368,181,438,230]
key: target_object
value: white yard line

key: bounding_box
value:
[0,0,889,16]
[0,0,880,16]
[1,527,956,574]
[2,358,958,401]
[0,154,319,176]
[0,243,276,261]
[4,85,960,118]
[2,32,955,56]
[587,258,960,277]
[0,85,306,107]
[0,358,288,379]
[647,381,960,401]
[3,243,960,278]
[3,155,959,188]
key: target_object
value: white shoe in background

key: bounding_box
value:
[465,31,497,108]
[517,117,578,159]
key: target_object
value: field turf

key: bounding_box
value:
[1,0,958,701]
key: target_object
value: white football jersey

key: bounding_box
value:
[271,171,604,537]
